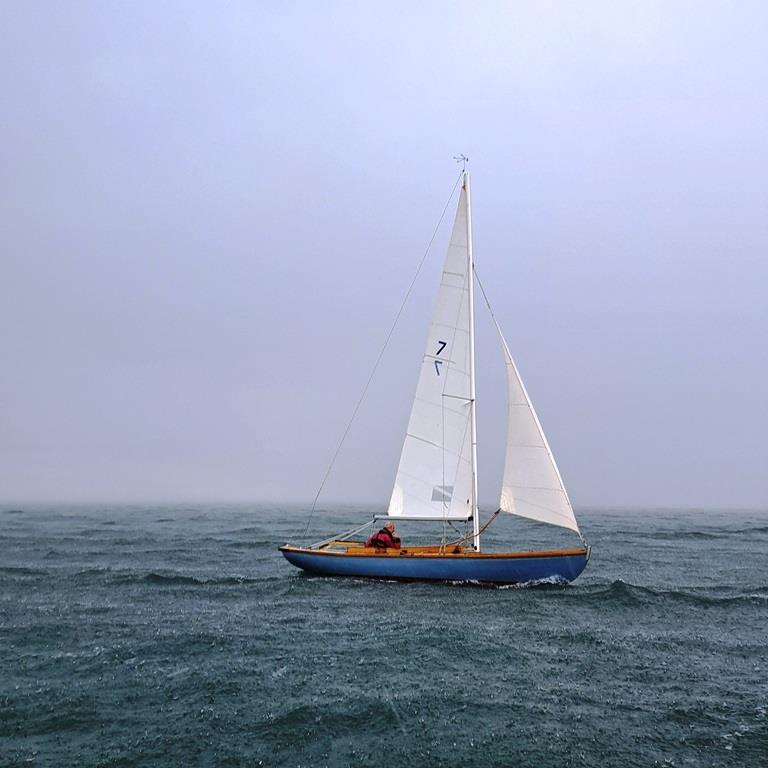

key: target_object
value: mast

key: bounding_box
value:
[465,170,480,551]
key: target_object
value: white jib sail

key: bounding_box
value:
[388,187,474,520]
[497,330,581,535]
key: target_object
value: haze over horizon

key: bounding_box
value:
[2,2,767,510]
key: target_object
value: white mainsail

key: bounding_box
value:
[387,186,474,520]
[497,330,581,535]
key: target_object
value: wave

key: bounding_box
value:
[168,535,275,549]
[75,567,114,577]
[734,525,768,535]
[75,528,110,537]
[3,567,278,587]
[117,572,269,587]
[0,565,47,576]
[576,579,768,607]
[254,700,398,739]
[610,525,768,541]
[217,526,264,535]
[646,531,727,540]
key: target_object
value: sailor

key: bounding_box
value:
[365,521,401,550]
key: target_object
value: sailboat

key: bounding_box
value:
[280,169,590,585]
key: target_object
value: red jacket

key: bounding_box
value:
[365,527,401,549]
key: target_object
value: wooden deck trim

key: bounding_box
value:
[279,545,588,560]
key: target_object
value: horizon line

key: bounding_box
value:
[2,499,767,514]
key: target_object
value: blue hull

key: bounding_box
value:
[279,546,589,585]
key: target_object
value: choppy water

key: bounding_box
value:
[1,505,766,767]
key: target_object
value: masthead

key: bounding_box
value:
[453,154,469,172]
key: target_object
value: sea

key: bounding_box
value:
[1,504,766,767]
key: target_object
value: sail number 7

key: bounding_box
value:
[434,340,447,376]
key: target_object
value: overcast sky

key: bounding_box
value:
[1,1,766,509]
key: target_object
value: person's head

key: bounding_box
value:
[385,521,395,533]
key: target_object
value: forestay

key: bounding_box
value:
[497,331,581,535]
[388,187,474,520]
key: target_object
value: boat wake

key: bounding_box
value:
[495,575,571,589]
[442,575,571,589]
